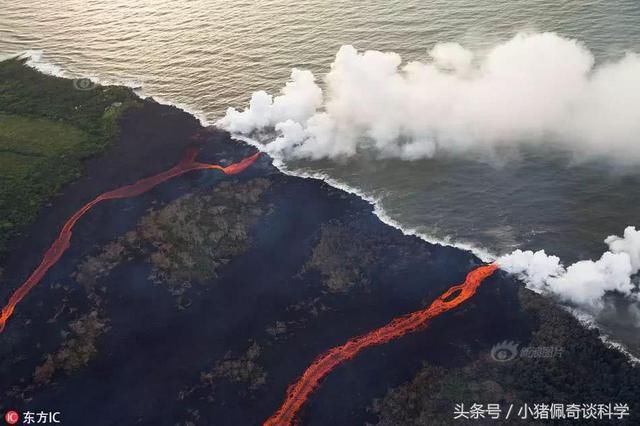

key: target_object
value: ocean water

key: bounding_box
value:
[2,1,640,350]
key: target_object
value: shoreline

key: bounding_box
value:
[8,49,494,261]
[6,49,640,364]
[2,53,639,424]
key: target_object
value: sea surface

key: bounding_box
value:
[2,0,640,350]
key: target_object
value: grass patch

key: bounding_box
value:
[0,57,142,256]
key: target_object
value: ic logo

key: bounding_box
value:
[490,340,520,362]
[4,410,19,425]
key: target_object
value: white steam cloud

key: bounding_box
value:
[217,32,640,162]
[498,227,640,313]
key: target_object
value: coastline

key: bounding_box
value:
[8,49,639,364]
[1,55,639,424]
[7,51,495,260]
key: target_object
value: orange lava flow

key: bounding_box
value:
[0,149,260,333]
[264,263,498,426]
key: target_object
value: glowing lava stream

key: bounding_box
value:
[0,149,260,333]
[264,263,498,426]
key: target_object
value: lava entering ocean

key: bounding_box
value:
[0,149,260,333]
[264,263,498,426]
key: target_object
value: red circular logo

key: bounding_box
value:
[4,411,19,425]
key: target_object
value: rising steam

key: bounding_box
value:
[498,226,640,314]
[217,32,640,162]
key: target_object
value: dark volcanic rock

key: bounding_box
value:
[1,99,638,426]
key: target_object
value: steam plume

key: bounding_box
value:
[217,32,640,162]
[498,227,640,313]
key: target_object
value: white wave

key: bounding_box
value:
[6,50,66,77]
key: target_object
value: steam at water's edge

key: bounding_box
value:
[220,32,640,335]
[10,48,640,360]
[498,227,640,314]
[218,32,640,164]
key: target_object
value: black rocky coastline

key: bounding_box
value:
[1,93,638,425]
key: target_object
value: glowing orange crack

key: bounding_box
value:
[0,149,260,333]
[264,263,498,426]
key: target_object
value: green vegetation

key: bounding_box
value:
[0,58,141,256]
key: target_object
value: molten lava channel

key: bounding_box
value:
[1,145,497,426]
[0,149,260,333]
[264,263,498,426]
